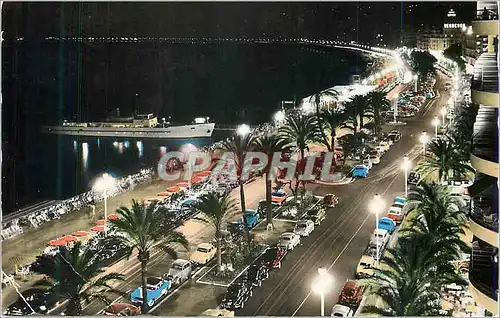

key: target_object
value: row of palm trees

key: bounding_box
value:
[32,89,393,315]
[364,182,469,316]
[364,101,478,315]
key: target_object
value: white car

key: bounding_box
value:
[293,220,315,237]
[277,232,301,250]
[369,154,380,165]
[362,158,373,170]
[369,228,390,246]
[190,243,216,265]
[356,254,378,278]
[331,304,354,317]
[378,141,390,152]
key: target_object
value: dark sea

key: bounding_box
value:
[2,42,369,214]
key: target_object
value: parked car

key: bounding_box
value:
[323,194,339,207]
[201,309,235,316]
[4,288,57,316]
[220,282,253,310]
[303,207,326,225]
[352,165,369,178]
[378,217,396,234]
[130,277,170,307]
[330,304,354,317]
[180,198,199,212]
[277,232,301,250]
[386,205,405,224]
[338,280,364,308]
[294,219,315,237]
[232,209,261,229]
[407,171,420,185]
[368,153,380,165]
[165,259,192,285]
[257,200,280,217]
[361,158,373,170]
[271,188,288,205]
[190,243,216,265]
[355,255,377,278]
[393,196,408,205]
[261,247,287,269]
[245,264,269,287]
[369,228,390,246]
[103,303,141,316]
[388,130,401,142]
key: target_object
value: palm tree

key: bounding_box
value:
[193,192,238,272]
[416,137,473,182]
[110,200,189,313]
[318,108,349,152]
[218,133,254,236]
[363,233,461,316]
[366,91,391,137]
[345,95,371,134]
[35,242,123,316]
[404,182,469,253]
[279,114,322,160]
[311,89,339,145]
[253,134,291,227]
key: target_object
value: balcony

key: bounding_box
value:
[469,238,498,314]
[471,52,499,107]
[472,107,498,163]
[473,7,499,36]
[469,174,498,246]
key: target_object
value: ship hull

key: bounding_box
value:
[43,123,216,139]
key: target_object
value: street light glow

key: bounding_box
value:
[311,268,334,316]
[432,117,440,127]
[369,193,385,215]
[93,173,115,192]
[274,110,285,122]
[237,124,251,136]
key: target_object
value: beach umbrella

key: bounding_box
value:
[73,231,89,237]
[167,185,181,193]
[60,235,78,243]
[95,220,106,226]
[108,214,119,221]
[196,171,211,177]
[90,225,105,232]
[48,239,66,247]
[176,182,189,189]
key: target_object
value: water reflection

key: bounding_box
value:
[73,140,78,152]
[118,142,124,154]
[136,141,144,158]
[97,138,101,149]
[124,141,130,148]
[82,142,89,171]
[160,146,167,156]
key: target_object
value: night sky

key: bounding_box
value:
[3,2,475,45]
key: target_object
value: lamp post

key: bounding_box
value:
[93,173,115,237]
[420,131,429,157]
[432,116,440,139]
[393,93,399,123]
[369,194,385,267]
[402,156,411,197]
[413,74,418,92]
[312,268,334,316]
[440,107,447,126]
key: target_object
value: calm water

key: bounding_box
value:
[3,43,368,213]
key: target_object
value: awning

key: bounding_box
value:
[60,235,78,243]
[95,220,106,226]
[48,239,66,246]
[167,185,181,193]
[90,225,106,232]
[73,231,89,237]
[467,174,496,197]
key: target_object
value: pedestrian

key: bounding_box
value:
[481,7,489,20]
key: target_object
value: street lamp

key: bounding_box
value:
[402,156,411,197]
[236,124,251,137]
[93,173,115,236]
[162,117,166,128]
[393,93,399,123]
[369,194,385,267]
[440,107,447,126]
[311,267,334,316]
[432,116,440,138]
[413,74,418,91]
[420,131,429,157]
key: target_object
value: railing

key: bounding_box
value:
[472,108,498,163]
[471,195,498,232]
[470,241,499,301]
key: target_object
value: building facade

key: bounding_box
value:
[468,1,499,315]
[417,33,454,51]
